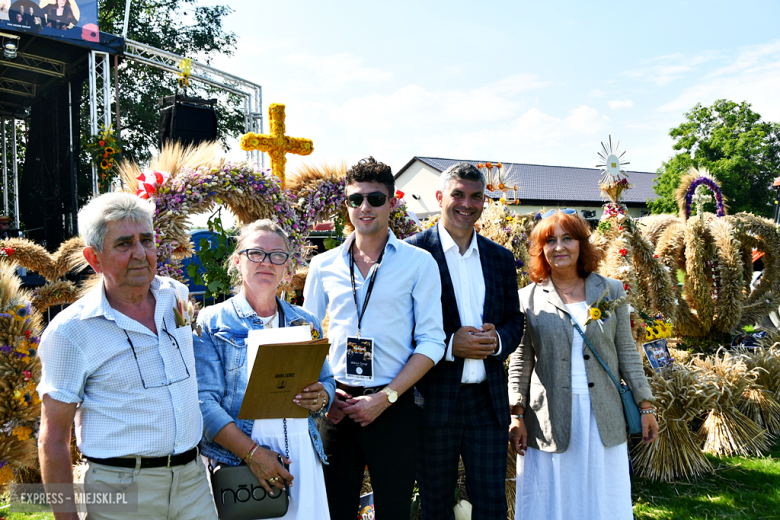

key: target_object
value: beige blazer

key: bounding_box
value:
[508,272,654,452]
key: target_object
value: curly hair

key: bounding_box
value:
[345,157,394,196]
[527,210,602,283]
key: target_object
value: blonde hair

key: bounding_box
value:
[228,219,291,285]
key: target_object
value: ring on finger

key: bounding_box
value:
[268,477,279,483]
[313,394,318,405]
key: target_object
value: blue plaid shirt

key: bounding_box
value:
[37,276,203,458]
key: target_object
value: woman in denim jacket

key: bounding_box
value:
[195,219,335,520]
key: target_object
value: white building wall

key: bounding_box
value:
[395,161,442,216]
[396,159,649,219]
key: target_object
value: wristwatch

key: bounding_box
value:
[381,387,398,404]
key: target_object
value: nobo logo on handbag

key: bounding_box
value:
[210,463,290,520]
[218,483,285,504]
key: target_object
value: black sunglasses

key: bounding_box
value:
[541,208,577,219]
[345,192,388,208]
[238,249,290,265]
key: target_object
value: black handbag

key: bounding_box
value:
[570,319,643,435]
[209,419,291,520]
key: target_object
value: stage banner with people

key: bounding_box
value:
[0,0,99,43]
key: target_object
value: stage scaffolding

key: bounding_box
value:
[0,118,20,228]
[122,39,264,166]
[1,34,264,229]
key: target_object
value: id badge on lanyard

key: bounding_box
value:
[346,336,374,381]
[347,242,384,383]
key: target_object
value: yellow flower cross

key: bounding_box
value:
[239,103,314,189]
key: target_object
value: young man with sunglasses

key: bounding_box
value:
[406,162,525,520]
[303,157,446,520]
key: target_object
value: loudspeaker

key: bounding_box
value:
[158,95,218,148]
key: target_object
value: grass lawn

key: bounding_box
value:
[632,441,780,519]
[3,513,52,520]
[3,443,780,519]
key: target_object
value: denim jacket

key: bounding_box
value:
[194,292,335,466]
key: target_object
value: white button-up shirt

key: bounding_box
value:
[439,222,502,383]
[37,276,202,458]
[303,229,446,386]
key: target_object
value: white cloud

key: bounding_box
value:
[411,105,611,166]
[608,100,634,110]
[328,73,550,131]
[279,53,393,93]
[657,40,780,121]
[623,52,712,86]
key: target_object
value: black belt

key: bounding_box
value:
[86,447,197,469]
[337,382,386,396]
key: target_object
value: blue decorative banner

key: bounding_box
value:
[1,0,99,42]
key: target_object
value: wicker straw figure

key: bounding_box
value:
[0,238,86,314]
[0,262,44,487]
[691,351,769,457]
[730,213,780,329]
[615,168,780,340]
[630,366,716,481]
[592,206,645,340]
[0,237,85,281]
[735,346,780,435]
[590,139,679,341]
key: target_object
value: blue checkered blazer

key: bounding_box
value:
[406,225,525,428]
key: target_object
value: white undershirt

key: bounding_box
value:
[438,222,502,384]
[259,313,279,329]
[565,302,590,394]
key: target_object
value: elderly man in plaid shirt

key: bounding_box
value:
[37,192,216,520]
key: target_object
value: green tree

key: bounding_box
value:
[649,100,780,217]
[91,0,244,165]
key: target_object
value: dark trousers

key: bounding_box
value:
[320,391,418,520]
[417,382,508,520]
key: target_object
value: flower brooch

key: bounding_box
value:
[289,318,322,340]
[584,288,627,330]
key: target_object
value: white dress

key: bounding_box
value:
[249,312,330,520]
[515,301,633,520]
[203,313,330,520]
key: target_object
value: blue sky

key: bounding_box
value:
[199,0,780,176]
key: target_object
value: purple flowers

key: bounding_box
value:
[685,177,725,218]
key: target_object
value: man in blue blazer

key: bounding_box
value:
[406,163,525,520]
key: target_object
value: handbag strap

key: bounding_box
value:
[570,318,624,393]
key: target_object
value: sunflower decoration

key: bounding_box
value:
[596,136,631,203]
[84,125,122,193]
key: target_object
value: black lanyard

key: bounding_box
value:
[349,241,384,338]
[277,298,286,328]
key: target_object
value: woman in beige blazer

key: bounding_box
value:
[508,209,658,520]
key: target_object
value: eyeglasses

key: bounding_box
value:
[541,208,577,219]
[238,249,290,265]
[345,192,388,208]
[124,318,190,389]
